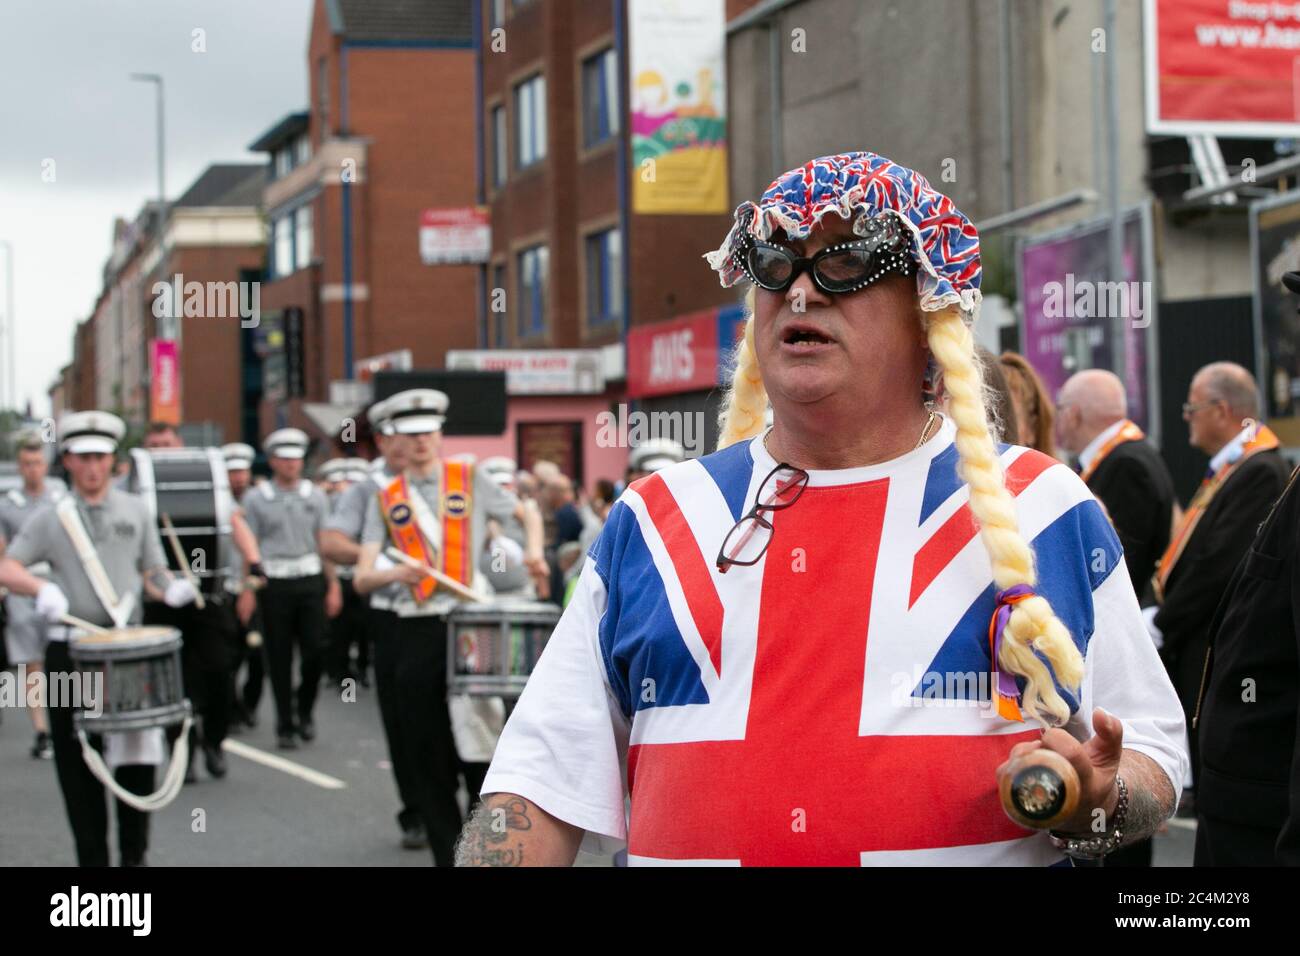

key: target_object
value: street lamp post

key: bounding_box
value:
[0,240,14,414]
[130,73,166,214]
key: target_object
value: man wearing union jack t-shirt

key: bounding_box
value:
[456,152,1187,867]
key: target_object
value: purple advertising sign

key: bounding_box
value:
[1018,210,1152,431]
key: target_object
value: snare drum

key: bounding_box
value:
[68,626,191,733]
[447,600,561,697]
[127,448,234,595]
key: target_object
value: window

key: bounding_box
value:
[586,229,622,327]
[489,0,505,29]
[295,204,313,270]
[491,105,507,188]
[273,215,292,279]
[582,49,620,148]
[515,74,546,169]
[491,262,507,346]
[516,245,548,338]
[274,147,292,179]
[295,133,312,166]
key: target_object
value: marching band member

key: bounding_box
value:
[139,430,263,782]
[0,432,66,759]
[0,411,198,866]
[319,458,369,687]
[240,428,340,749]
[353,389,547,866]
[321,398,425,849]
[221,442,268,730]
[459,151,1188,867]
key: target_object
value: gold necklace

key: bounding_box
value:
[764,410,939,458]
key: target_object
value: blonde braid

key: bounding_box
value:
[717,287,768,450]
[925,305,1085,726]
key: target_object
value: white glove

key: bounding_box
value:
[35,581,69,623]
[164,577,198,608]
[1141,605,1163,650]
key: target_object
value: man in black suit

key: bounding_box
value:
[1056,369,1177,867]
[1057,369,1175,605]
[1149,362,1291,796]
[1194,463,1299,865]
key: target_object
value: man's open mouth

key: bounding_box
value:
[782,324,835,346]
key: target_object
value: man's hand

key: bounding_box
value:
[394,564,427,587]
[526,552,550,599]
[236,589,257,627]
[35,581,69,623]
[325,581,343,619]
[163,578,199,608]
[995,707,1124,834]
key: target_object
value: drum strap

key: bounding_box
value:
[54,497,135,628]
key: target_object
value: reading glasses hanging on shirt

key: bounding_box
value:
[716,462,809,573]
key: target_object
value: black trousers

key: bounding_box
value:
[258,575,326,735]
[1195,814,1281,866]
[144,599,235,748]
[230,601,265,718]
[394,614,461,865]
[45,640,154,866]
[370,607,420,830]
[326,577,370,681]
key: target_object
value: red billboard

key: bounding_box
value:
[1146,0,1300,136]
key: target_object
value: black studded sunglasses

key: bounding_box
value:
[732,215,914,295]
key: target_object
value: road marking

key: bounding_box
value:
[1163,817,1197,832]
[221,739,347,790]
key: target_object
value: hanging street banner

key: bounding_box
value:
[629,0,729,214]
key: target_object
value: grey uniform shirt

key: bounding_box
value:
[240,480,329,561]
[6,488,168,629]
[0,480,67,549]
[361,461,520,616]
[329,471,402,603]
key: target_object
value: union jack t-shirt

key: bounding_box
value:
[481,417,1188,866]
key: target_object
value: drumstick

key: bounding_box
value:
[160,513,206,610]
[60,614,110,637]
[384,547,488,604]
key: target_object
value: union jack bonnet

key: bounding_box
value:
[704,151,982,321]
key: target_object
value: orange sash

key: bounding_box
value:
[1078,419,1145,484]
[1153,424,1280,601]
[380,475,437,603]
[439,459,474,586]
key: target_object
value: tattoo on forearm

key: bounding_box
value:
[454,796,533,867]
[1116,751,1176,845]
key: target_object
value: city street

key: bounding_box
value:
[0,676,616,867]
[0,675,1192,867]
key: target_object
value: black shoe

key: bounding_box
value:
[401,822,429,850]
[358,672,372,689]
[298,719,316,742]
[120,855,148,867]
[277,732,298,750]
[30,732,53,759]
[203,743,227,778]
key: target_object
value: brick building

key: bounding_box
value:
[249,0,480,442]
[458,0,763,482]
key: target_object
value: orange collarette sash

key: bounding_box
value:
[439,458,474,587]
[378,460,476,603]
[380,475,438,603]
[1079,419,1145,484]
[1153,424,1280,601]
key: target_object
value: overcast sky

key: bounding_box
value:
[0,0,314,416]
